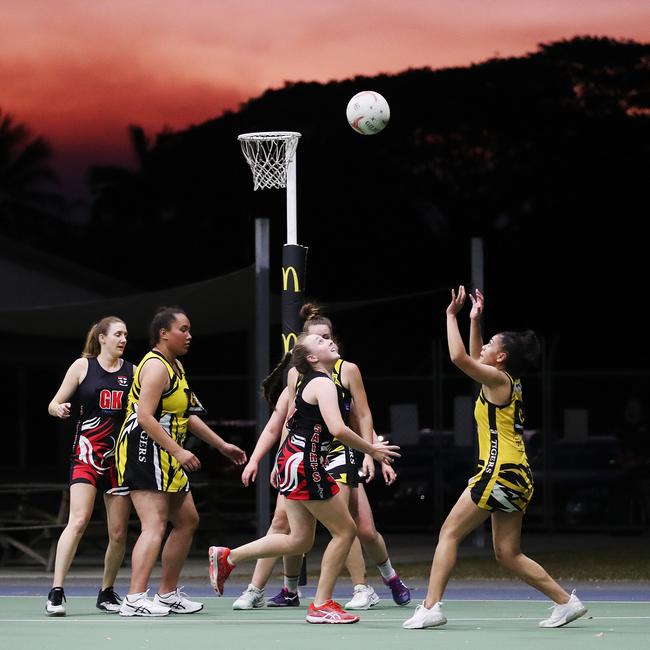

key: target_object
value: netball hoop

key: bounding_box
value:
[238,131,301,244]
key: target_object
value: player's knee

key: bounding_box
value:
[355,521,377,544]
[108,523,128,545]
[68,513,92,534]
[269,511,290,534]
[291,532,315,555]
[493,544,518,568]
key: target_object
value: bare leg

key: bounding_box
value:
[351,483,390,566]
[338,485,367,585]
[250,495,290,590]
[128,491,168,594]
[303,492,357,606]
[159,492,200,594]
[491,511,570,604]
[424,488,490,608]
[230,500,316,563]
[101,493,131,590]
[52,483,96,587]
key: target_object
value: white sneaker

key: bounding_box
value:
[233,584,266,610]
[403,601,447,629]
[345,584,380,610]
[539,591,588,628]
[119,590,170,617]
[154,587,203,614]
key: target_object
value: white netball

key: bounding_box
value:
[346,90,390,135]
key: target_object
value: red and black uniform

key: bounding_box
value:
[275,370,340,501]
[69,357,133,494]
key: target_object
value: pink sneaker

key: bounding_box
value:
[306,600,360,624]
[208,546,233,596]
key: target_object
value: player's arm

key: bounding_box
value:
[311,378,400,464]
[345,362,374,445]
[188,416,247,465]
[241,387,290,486]
[137,358,201,472]
[468,289,485,360]
[48,358,88,419]
[447,287,508,390]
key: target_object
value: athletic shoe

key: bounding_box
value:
[46,587,66,616]
[233,584,265,610]
[345,584,380,610]
[402,601,447,629]
[267,587,300,607]
[539,591,588,628]
[119,591,170,617]
[154,587,203,614]
[306,600,360,624]
[96,586,122,613]
[208,546,233,596]
[384,574,411,606]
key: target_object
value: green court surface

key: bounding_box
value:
[1,597,649,650]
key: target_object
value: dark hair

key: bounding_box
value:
[81,316,126,358]
[300,302,333,334]
[498,330,540,376]
[261,352,292,406]
[149,306,187,347]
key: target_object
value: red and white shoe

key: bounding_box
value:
[306,600,360,624]
[208,546,233,596]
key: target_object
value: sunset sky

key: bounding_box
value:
[2,0,650,201]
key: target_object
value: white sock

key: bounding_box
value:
[126,592,146,601]
[158,589,176,598]
[377,558,397,581]
[284,575,300,593]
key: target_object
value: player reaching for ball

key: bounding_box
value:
[403,287,588,630]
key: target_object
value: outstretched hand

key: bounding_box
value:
[370,440,401,465]
[221,443,247,466]
[469,288,484,320]
[446,285,466,316]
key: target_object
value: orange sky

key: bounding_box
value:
[2,0,650,200]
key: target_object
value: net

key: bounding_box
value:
[238,131,301,190]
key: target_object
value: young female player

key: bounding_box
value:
[233,304,410,611]
[46,316,133,616]
[403,286,587,630]
[209,332,400,624]
[115,307,246,617]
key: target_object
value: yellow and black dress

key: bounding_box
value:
[115,350,198,493]
[468,372,534,512]
[323,358,361,488]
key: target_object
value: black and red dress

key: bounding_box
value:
[275,370,340,501]
[69,357,133,494]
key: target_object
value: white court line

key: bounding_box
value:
[2,596,650,604]
[1,615,649,624]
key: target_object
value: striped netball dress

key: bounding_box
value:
[468,372,534,512]
[323,358,362,488]
[275,370,341,501]
[115,350,203,493]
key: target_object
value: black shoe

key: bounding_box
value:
[46,587,66,616]
[96,586,122,613]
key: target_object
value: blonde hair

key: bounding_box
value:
[81,316,126,358]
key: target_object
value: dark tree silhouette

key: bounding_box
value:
[0,110,66,242]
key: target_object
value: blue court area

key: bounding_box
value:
[1,577,648,650]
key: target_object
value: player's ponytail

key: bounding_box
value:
[261,352,292,406]
[500,330,540,376]
[81,316,125,358]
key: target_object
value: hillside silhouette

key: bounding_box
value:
[2,36,650,371]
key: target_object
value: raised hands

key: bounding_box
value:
[469,288,484,321]
[446,285,467,316]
